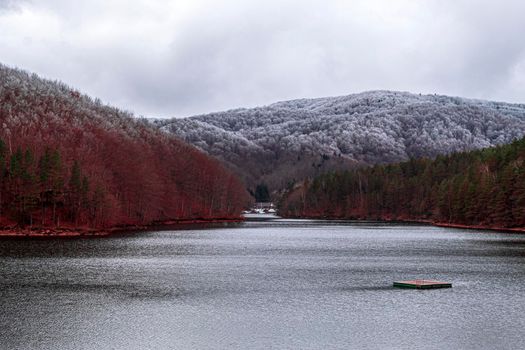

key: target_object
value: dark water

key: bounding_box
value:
[1,218,525,350]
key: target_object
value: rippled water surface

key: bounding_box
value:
[1,218,525,349]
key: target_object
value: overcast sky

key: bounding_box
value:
[1,0,524,117]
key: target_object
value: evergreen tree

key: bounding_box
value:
[69,160,82,225]
[37,148,63,225]
[254,184,270,202]
[0,139,6,219]
[10,147,23,180]
[511,164,525,226]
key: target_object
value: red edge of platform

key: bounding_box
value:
[393,280,452,289]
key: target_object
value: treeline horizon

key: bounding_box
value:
[280,136,525,228]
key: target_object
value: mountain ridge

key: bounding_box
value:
[157,90,525,193]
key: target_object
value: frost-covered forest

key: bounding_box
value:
[0,64,249,229]
[158,91,525,192]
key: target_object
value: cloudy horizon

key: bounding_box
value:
[1,0,524,118]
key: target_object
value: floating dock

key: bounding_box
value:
[393,279,452,289]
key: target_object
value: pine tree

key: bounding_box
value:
[0,139,6,219]
[489,164,515,226]
[69,160,82,226]
[10,147,23,180]
[49,149,63,226]
[510,163,525,226]
[91,184,107,227]
[81,175,90,210]
[38,148,51,225]
[254,184,270,202]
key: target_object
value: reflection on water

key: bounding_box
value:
[1,218,525,350]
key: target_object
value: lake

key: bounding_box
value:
[1,218,525,349]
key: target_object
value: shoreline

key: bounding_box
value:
[0,218,244,239]
[3,216,524,238]
[279,214,525,233]
[432,222,525,233]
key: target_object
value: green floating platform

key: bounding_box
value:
[393,279,452,289]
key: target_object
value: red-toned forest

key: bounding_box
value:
[280,137,525,229]
[0,65,250,230]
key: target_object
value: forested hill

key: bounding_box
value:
[0,64,249,230]
[279,136,525,229]
[157,91,525,192]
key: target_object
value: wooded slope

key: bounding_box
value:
[280,136,525,228]
[158,91,525,192]
[0,64,249,229]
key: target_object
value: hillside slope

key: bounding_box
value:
[279,136,525,229]
[158,91,525,192]
[0,64,249,230]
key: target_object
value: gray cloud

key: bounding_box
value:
[0,0,524,117]
[0,0,26,11]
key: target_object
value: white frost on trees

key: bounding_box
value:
[158,91,525,190]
